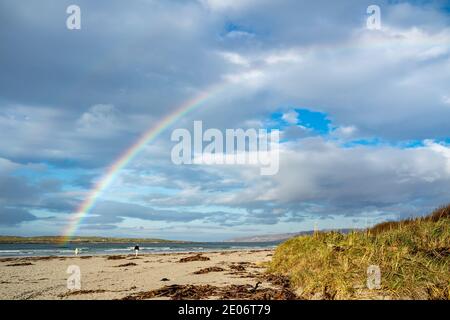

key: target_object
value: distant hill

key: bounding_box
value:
[0,236,186,244]
[226,229,356,242]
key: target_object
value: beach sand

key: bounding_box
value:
[0,249,295,300]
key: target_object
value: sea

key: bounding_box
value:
[0,241,280,257]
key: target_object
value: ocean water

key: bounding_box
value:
[0,241,280,257]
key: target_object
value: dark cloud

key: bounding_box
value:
[0,206,37,226]
[0,175,39,205]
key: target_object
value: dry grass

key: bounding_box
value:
[369,204,450,235]
[268,205,450,300]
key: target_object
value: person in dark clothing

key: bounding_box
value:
[134,244,140,257]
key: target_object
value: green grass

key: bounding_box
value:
[268,205,450,300]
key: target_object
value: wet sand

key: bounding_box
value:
[0,249,294,300]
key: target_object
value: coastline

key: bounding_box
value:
[0,249,294,300]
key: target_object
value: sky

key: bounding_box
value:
[0,0,450,241]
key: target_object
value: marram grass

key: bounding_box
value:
[268,205,450,300]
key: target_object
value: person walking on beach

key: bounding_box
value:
[134,244,140,257]
[74,248,79,256]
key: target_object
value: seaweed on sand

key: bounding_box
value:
[193,266,225,274]
[115,262,137,267]
[178,254,210,263]
[121,283,298,300]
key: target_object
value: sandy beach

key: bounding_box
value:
[0,249,296,300]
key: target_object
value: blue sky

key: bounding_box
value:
[0,0,450,241]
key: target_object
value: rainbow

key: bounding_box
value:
[61,31,447,243]
[61,83,226,242]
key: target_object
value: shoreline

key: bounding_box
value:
[0,247,277,259]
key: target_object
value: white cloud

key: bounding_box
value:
[219,51,250,67]
[442,96,450,105]
[282,110,299,124]
[199,0,262,12]
[224,30,255,39]
[332,125,358,138]
[77,104,118,129]
[417,45,449,61]
[424,140,450,173]
[75,104,133,139]
[0,157,19,174]
[264,51,302,65]
[223,69,265,86]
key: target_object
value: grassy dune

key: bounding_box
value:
[269,205,450,300]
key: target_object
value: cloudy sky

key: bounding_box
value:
[1,0,450,241]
